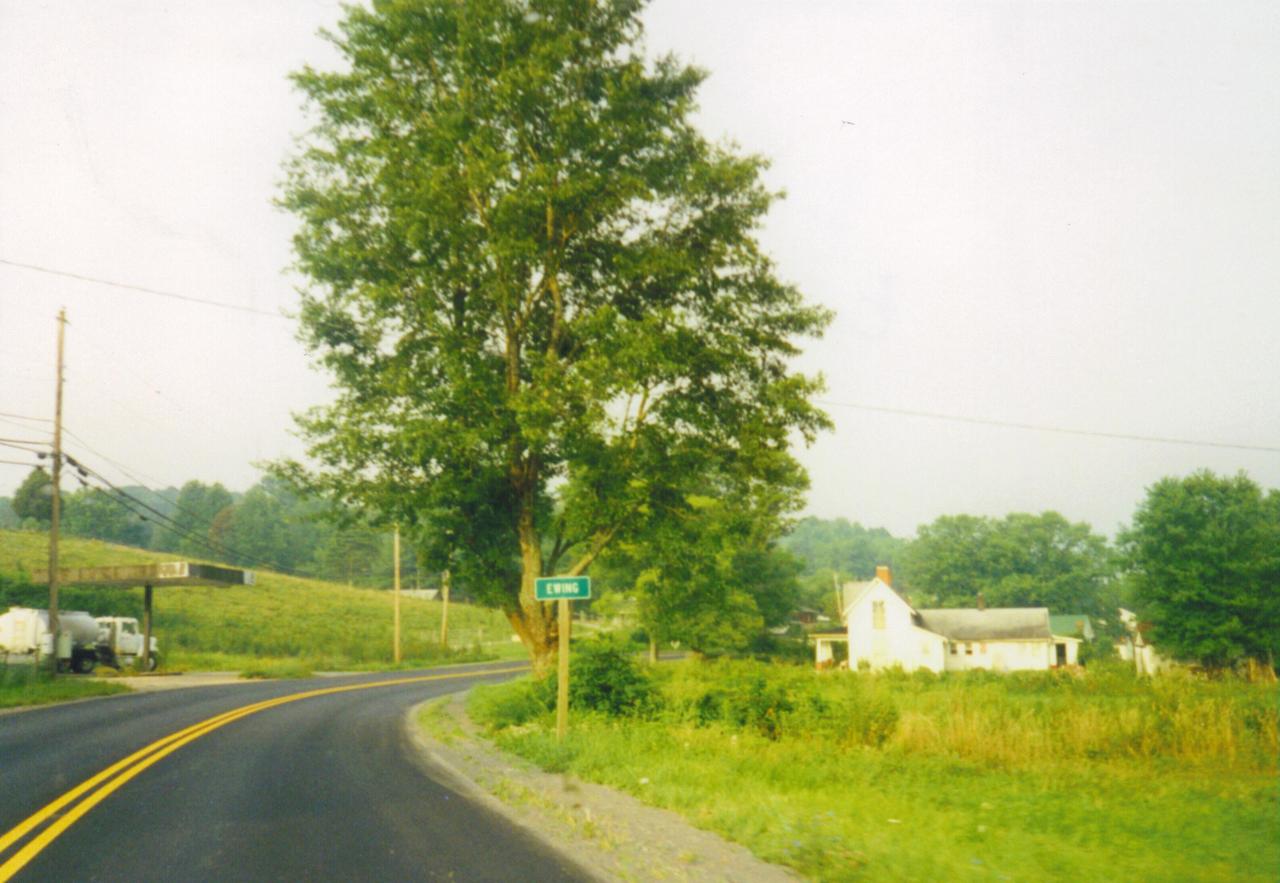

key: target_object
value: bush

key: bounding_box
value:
[726,672,795,739]
[470,678,553,731]
[553,636,657,717]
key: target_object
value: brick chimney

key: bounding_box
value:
[875,565,891,585]
[977,592,986,611]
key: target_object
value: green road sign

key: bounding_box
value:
[535,576,591,601]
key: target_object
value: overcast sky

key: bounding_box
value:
[1,1,1276,538]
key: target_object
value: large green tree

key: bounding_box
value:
[151,480,235,558]
[780,517,906,578]
[11,468,52,524]
[899,511,1114,614]
[604,458,807,654]
[208,481,314,574]
[1121,471,1279,670]
[277,0,829,667]
[62,488,148,547]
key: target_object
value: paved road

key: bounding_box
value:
[0,663,592,882]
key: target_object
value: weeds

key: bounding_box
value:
[0,661,129,709]
[469,658,1280,881]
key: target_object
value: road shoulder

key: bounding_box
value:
[405,691,799,883]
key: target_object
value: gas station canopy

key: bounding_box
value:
[30,562,255,588]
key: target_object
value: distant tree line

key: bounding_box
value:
[1,469,419,591]
[4,466,1273,670]
[778,470,1277,671]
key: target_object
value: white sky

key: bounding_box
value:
[1,1,1276,538]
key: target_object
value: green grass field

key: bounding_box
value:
[0,529,527,675]
[0,662,130,709]
[469,655,1280,882]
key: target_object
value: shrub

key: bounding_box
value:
[469,678,553,731]
[726,672,795,739]
[556,636,657,717]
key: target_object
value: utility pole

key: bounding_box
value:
[47,308,66,674]
[439,569,450,649]
[393,525,401,664]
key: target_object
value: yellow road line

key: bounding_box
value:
[0,665,525,882]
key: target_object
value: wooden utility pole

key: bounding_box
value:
[47,308,66,673]
[439,569,450,648]
[393,525,401,664]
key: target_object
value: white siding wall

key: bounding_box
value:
[845,582,945,672]
[942,639,1055,672]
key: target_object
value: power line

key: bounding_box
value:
[0,411,52,423]
[0,458,40,467]
[0,417,50,437]
[75,466,247,565]
[814,399,1280,454]
[61,427,173,491]
[62,444,306,577]
[0,257,288,319]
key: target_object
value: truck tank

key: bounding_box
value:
[0,607,100,654]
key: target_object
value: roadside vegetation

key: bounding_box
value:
[468,642,1280,882]
[0,663,129,710]
[0,529,524,675]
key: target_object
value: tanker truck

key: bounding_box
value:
[0,606,101,672]
[0,607,159,672]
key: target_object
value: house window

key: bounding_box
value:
[872,601,885,630]
[965,642,973,655]
[949,642,957,655]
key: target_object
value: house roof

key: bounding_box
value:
[1049,614,1094,640]
[839,579,880,619]
[915,607,1052,641]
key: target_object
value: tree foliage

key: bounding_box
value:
[603,476,805,655]
[780,517,906,580]
[277,0,829,666]
[899,511,1114,614]
[1121,470,1279,669]
[62,489,148,547]
[11,468,52,524]
[151,480,235,557]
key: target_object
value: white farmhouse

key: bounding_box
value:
[829,567,1077,673]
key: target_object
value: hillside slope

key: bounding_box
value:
[0,529,522,672]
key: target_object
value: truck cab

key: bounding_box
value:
[94,617,159,671]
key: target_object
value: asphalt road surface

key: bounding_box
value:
[0,663,592,882]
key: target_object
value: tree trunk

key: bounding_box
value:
[509,488,557,674]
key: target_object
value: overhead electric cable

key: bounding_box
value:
[0,257,287,319]
[0,458,39,467]
[0,417,50,435]
[85,477,248,565]
[67,456,240,558]
[61,427,173,490]
[814,399,1280,454]
[68,449,304,576]
[0,411,52,423]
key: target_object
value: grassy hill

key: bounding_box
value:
[0,529,526,675]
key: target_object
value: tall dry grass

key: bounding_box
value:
[647,659,1278,770]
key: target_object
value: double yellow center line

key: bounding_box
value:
[0,665,525,881]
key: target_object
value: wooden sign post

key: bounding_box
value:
[535,576,591,741]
